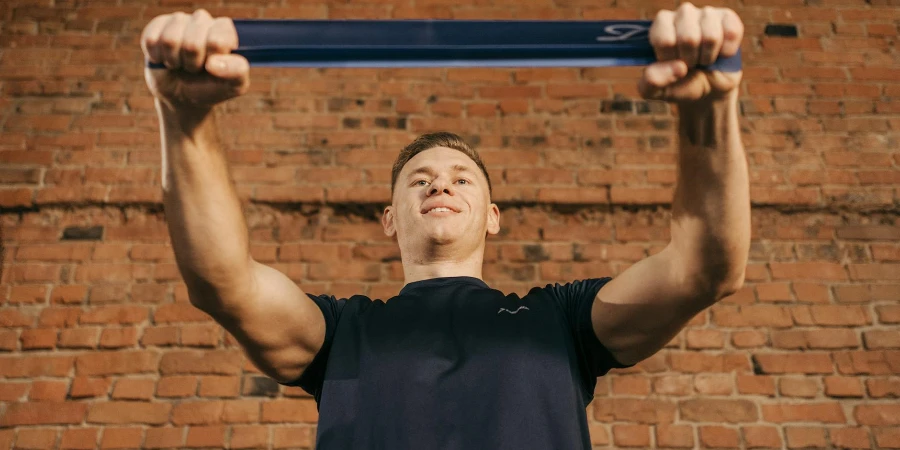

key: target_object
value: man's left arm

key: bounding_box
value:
[591,4,750,366]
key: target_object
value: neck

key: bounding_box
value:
[401,244,486,285]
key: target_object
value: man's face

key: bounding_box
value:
[383,147,500,257]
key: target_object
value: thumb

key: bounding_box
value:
[638,60,688,99]
[205,54,249,81]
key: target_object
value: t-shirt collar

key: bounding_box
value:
[399,276,489,296]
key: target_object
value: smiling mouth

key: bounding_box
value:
[424,207,457,214]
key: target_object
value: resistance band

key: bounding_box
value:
[147,19,741,71]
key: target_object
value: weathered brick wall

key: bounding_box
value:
[1,1,898,449]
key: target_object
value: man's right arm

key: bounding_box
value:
[144,10,326,384]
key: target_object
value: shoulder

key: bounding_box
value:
[524,278,614,299]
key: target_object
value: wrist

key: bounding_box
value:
[677,90,740,148]
[155,98,215,136]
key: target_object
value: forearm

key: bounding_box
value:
[158,101,253,305]
[669,90,750,298]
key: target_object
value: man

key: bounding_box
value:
[142,4,749,449]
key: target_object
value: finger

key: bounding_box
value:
[720,9,744,57]
[698,7,723,66]
[205,54,249,82]
[141,14,173,65]
[206,17,239,56]
[649,9,677,62]
[638,60,689,99]
[181,9,214,73]
[160,12,190,69]
[674,3,701,69]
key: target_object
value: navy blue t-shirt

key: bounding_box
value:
[285,276,628,449]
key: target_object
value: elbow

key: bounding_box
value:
[708,265,747,301]
[687,262,746,303]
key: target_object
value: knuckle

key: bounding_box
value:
[193,8,210,17]
[678,33,701,47]
[652,35,677,48]
[180,40,200,55]
[159,34,179,49]
[207,36,229,52]
[678,2,696,11]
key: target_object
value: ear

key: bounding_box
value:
[382,205,396,237]
[486,203,500,235]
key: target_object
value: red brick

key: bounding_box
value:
[866,378,900,398]
[656,424,693,448]
[75,351,159,376]
[742,425,782,449]
[875,427,900,449]
[15,428,59,449]
[593,398,676,424]
[686,329,725,349]
[612,424,650,448]
[589,423,609,446]
[272,426,314,449]
[59,328,100,349]
[680,399,758,423]
[222,399,261,423]
[854,404,900,425]
[111,378,155,401]
[86,402,171,425]
[1,402,87,426]
[29,380,69,401]
[156,376,198,398]
[99,427,143,449]
[829,427,870,449]
[762,402,846,423]
[785,426,828,449]
[230,425,269,449]
[732,330,767,348]
[608,375,648,396]
[70,376,111,399]
[694,374,733,396]
[60,428,99,450]
[736,375,776,396]
[199,376,240,398]
[20,328,57,350]
[99,327,139,349]
[261,399,319,423]
[144,427,184,448]
[752,353,834,374]
[172,400,225,426]
[159,350,243,376]
[185,425,226,448]
[699,426,739,448]
[0,382,29,401]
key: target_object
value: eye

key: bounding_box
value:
[413,179,429,187]
[456,179,470,185]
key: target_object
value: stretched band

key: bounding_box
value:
[147,19,742,71]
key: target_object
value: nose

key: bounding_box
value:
[427,177,453,197]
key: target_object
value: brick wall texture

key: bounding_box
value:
[1,0,899,448]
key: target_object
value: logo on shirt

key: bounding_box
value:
[497,306,530,315]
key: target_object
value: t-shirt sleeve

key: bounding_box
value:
[280,293,346,398]
[546,278,634,378]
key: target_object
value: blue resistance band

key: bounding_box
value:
[147,19,741,71]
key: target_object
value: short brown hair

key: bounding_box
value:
[391,131,492,197]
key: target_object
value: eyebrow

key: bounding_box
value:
[407,164,474,179]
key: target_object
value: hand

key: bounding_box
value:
[638,3,743,105]
[141,10,250,112]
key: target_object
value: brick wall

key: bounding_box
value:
[1,1,898,449]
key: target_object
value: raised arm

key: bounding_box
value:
[143,10,325,383]
[591,4,750,366]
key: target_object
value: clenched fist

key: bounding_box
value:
[639,3,743,105]
[141,9,250,111]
